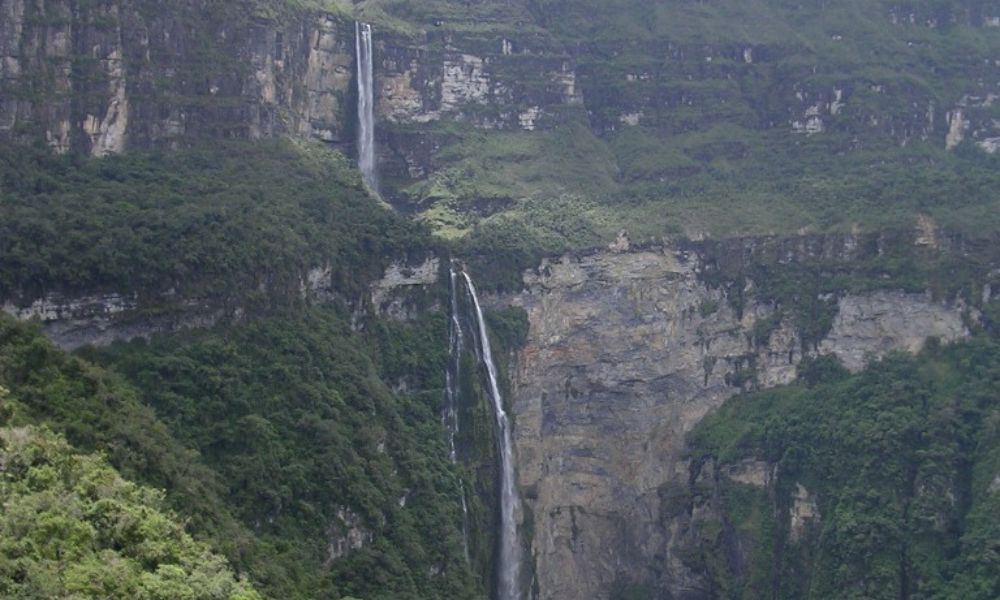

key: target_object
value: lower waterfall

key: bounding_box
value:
[459,271,522,600]
[446,269,471,563]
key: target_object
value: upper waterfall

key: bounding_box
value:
[355,22,377,192]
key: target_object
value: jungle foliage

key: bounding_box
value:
[0,139,432,301]
[688,325,1000,599]
[0,308,482,600]
[90,308,478,600]
[0,416,262,600]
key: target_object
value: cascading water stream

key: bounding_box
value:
[446,269,471,563]
[355,22,377,192]
[461,272,522,600]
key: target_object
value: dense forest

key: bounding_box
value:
[0,305,478,598]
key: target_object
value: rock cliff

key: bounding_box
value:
[6,0,997,213]
[1,0,349,152]
[0,0,582,156]
[2,255,441,349]
[500,237,986,599]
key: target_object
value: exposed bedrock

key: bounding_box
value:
[500,241,978,599]
[1,256,441,350]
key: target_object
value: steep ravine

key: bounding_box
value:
[496,238,986,599]
[4,1,1000,597]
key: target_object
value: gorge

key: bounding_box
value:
[1,1,1000,600]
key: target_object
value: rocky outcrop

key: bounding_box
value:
[372,26,586,191]
[325,506,373,566]
[369,257,441,321]
[819,291,969,372]
[376,39,581,129]
[788,483,820,543]
[2,256,442,349]
[501,244,976,599]
[1,291,224,350]
[720,459,773,488]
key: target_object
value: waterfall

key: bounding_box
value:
[355,22,377,192]
[446,269,471,563]
[461,272,522,600]
[446,269,465,463]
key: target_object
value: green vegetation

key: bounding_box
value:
[90,308,479,599]
[0,308,482,599]
[612,138,1000,240]
[0,315,243,546]
[2,1,1000,598]
[415,122,1000,288]
[687,326,1000,598]
[484,306,530,353]
[0,419,261,599]
[0,139,432,300]
[367,0,1000,273]
[406,123,618,236]
[0,133,477,598]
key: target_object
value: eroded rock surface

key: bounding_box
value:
[819,291,968,372]
[503,246,972,599]
[370,257,441,321]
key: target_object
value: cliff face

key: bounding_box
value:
[0,0,358,154]
[374,26,584,186]
[0,0,581,157]
[7,0,995,194]
[535,0,1000,149]
[501,238,982,599]
[1,256,441,349]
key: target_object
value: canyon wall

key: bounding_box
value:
[0,0,582,156]
[501,236,985,599]
[0,0,355,152]
[4,0,997,182]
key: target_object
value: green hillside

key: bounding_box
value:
[0,418,262,600]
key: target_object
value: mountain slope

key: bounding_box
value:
[0,307,482,599]
[0,419,262,600]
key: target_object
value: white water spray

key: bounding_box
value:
[355,22,377,192]
[461,272,522,600]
